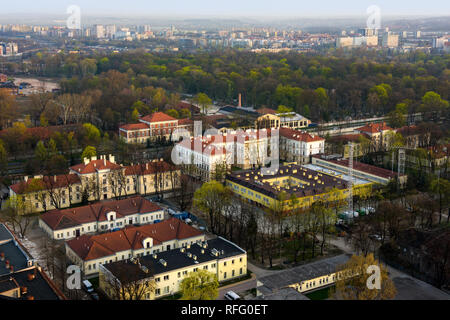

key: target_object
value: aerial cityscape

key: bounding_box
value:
[0,0,449,312]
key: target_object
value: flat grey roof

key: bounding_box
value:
[254,287,310,300]
[0,241,30,276]
[0,224,13,243]
[258,254,350,290]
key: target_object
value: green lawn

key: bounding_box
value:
[304,286,334,300]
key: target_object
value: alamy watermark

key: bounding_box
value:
[66,5,81,30]
[66,265,81,290]
[170,121,280,175]
[366,265,381,290]
[366,5,381,30]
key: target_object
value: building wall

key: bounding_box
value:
[67,234,206,276]
[98,251,247,300]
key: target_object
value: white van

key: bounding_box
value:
[83,280,94,293]
[224,291,240,301]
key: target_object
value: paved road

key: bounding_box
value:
[217,276,257,300]
[325,235,450,300]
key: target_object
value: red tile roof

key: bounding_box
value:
[280,127,325,143]
[9,174,81,194]
[140,112,177,123]
[327,158,402,179]
[256,107,277,115]
[70,159,122,175]
[40,196,163,231]
[178,118,194,126]
[119,123,149,131]
[66,218,203,261]
[356,122,393,134]
[124,161,178,176]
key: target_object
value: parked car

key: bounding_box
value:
[224,291,240,301]
[82,280,94,293]
[369,234,382,241]
[90,293,100,300]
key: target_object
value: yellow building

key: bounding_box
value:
[257,254,349,298]
[226,164,372,212]
[256,112,311,130]
[98,237,247,300]
[8,156,180,214]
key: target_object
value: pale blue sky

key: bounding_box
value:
[3,0,450,17]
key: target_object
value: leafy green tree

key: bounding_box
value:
[81,146,97,161]
[35,141,48,163]
[131,108,140,122]
[82,123,101,146]
[166,108,179,119]
[193,180,231,234]
[179,108,191,119]
[276,105,293,115]
[194,93,212,114]
[180,270,219,300]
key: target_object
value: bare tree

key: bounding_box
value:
[101,260,156,300]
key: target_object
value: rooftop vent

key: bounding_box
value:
[159,259,167,267]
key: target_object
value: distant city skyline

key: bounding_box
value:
[2,0,450,17]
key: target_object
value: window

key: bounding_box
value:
[155,289,160,296]
[224,262,227,266]
[155,277,160,282]
[178,272,181,278]
[224,272,227,279]
[163,275,169,281]
[240,268,243,275]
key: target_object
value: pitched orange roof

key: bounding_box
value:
[119,123,149,131]
[356,122,393,134]
[280,127,325,143]
[40,196,162,230]
[70,159,122,175]
[124,161,177,176]
[9,174,81,194]
[178,118,194,125]
[256,107,277,115]
[66,218,203,261]
[140,112,177,123]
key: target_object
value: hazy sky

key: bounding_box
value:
[4,0,450,17]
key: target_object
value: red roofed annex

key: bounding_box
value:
[65,218,205,275]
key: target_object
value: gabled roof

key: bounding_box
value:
[178,118,194,126]
[356,122,393,134]
[40,196,163,231]
[280,127,325,143]
[256,108,277,115]
[119,123,149,131]
[9,174,81,195]
[124,161,177,176]
[66,218,203,261]
[140,112,177,123]
[70,159,122,175]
